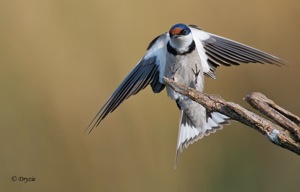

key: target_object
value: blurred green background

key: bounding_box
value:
[1,0,299,191]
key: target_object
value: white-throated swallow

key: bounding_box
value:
[87,23,285,167]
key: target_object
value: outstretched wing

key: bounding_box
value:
[189,25,286,78]
[87,33,169,133]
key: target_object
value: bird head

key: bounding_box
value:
[168,23,194,53]
[169,23,191,38]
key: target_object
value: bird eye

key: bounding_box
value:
[180,29,188,35]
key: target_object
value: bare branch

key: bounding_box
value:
[245,92,300,141]
[163,77,300,155]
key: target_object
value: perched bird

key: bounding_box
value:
[87,23,284,166]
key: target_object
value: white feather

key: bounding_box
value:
[177,123,200,150]
[144,33,169,83]
[207,118,219,128]
[211,112,227,123]
[189,27,211,75]
[177,112,229,153]
[206,112,229,131]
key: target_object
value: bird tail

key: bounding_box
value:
[175,110,230,169]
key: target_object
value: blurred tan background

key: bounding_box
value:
[1,0,299,191]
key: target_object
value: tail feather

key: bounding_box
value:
[175,110,229,168]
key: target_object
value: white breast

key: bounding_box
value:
[164,50,204,100]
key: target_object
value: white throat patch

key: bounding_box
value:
[169,33,194,54]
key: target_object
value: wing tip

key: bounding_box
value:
[85,116,102,134]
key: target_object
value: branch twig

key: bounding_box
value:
[163,77,300,155]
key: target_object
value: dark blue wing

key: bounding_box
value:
[87,33,169,132]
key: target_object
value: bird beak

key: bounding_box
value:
[171,34,180,38]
